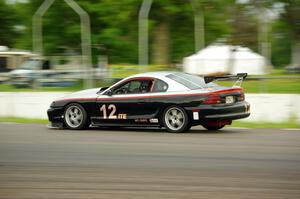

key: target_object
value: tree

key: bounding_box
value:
[0,0,18,47]
[228,2,258,50]
[7,0,298,68]
[149,0,233,65]
[281,0,300,67]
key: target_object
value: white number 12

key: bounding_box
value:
[100,104,117,119]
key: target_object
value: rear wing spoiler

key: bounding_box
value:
[204,73,247,87]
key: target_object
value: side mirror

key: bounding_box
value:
[98,86,109,92]
[97,87,109,94]
[105,90,113,96]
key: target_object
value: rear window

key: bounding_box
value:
[166,72,217,90]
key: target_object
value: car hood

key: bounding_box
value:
[60,88,100,100]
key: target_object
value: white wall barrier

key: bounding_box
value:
[0,92,299,123]
[0,92,69,120]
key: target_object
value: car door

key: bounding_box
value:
[142,78,170,118]
[94,78,154,125]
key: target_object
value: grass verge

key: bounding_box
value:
[1,66,299,93]
[232,120,300,129]
[1,79,299,93]
[0,117,49,124]
[0,117,299,129]
[218,79,300,94]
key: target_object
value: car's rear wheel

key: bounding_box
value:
[64,103,90,130]
[202,125,225,131]
[162,106,190,133]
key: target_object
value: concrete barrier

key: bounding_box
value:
[0,92,299,122]
[0,92,68,119]
[245,94,300,122]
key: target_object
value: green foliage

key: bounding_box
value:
[0,0,19,46]
[271,19,292,67]
[279,0,300,40]
[1,0,299,67]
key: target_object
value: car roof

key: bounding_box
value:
[127,71,175,79]
[119,71,191,91]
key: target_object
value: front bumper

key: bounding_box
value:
[47,106,64,125]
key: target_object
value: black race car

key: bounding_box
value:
[48,71,250,133]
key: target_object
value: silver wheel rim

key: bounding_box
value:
[65,105,83,128]
[165,107,185,131]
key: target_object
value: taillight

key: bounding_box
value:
[238,92,245,101]
[203,94,221,104]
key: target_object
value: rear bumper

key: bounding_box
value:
[186,101,250,125]
[204,112,250,120]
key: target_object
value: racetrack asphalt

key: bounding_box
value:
[0,123,300,199]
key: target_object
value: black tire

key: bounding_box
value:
[63,103,90,130]
[202,125,225,131]
[162,106,190,133]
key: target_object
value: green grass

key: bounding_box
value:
[232,120,300,129]
[266,68,300,76]
[0,117,49,124]
[218,79,300,93]
[0,117,299,129]
[0,65,172,92]
[110,66,300,94]
[1,65,299,93]
[211,67,300,94]
[0,83,83,92]
[0,79,119,92]
[1,78,299,93]
[110,64,175,78]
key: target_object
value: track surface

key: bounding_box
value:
[0,123,300,199]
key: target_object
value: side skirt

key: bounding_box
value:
[90,122,161,128]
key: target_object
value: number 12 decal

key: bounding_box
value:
[100,104,127,119]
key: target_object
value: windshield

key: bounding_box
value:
[20,59,40,70]
[166,72,218,90]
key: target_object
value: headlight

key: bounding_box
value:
[50,101,57,108]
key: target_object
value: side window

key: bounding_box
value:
[128,81,142,93]
[112,79,153,95]
[139,80,153,93]
[152,79,168,92]
[113,81,130,95]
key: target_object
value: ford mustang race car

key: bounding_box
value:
[48,71,250,133]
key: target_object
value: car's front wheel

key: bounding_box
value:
[162,106,190,133]
[64,103,90,130]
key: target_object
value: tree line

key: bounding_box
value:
[0,0,299,68]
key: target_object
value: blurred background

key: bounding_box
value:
[0,0,299,126]
[1,2,300,198]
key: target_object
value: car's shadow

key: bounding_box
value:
[48,125,245,134]
[84,126,244,134]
